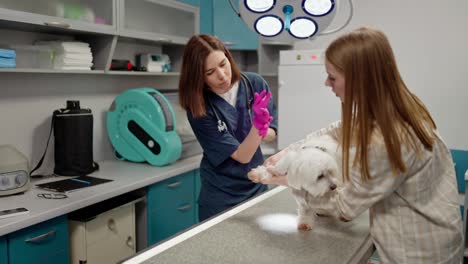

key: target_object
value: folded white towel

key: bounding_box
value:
[55,61,93,67]
[54,55,93,65]
[54,52,93,61]
[54,65,91,70]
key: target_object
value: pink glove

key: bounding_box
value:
[252,91,273,137]
[252,90,272,124]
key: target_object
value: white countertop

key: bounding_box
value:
[0,155,202,236]
[124,186,373,264]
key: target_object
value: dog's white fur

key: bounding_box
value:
[249,135,342,231]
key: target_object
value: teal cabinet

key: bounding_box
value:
[0,236,7,264]
[8,215,69,264]
[177,0,199,6]
[201,0,258,50]
[194,169,201,222]
[147,171,197,245]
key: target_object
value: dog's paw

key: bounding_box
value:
[297,214,314,231]
[297,223,312,231]
[248,166,271,183]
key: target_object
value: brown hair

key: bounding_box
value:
[178,34,241,118]
[325,27,436,182]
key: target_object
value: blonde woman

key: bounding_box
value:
[257,27,463,263]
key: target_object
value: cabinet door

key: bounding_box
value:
[147,200,195,245]
[8,215,69,264]
[147,172,194,211]
[0,0,116,34]
[212,0,258,50]
[194,169,201,222]
[119,0,199,44]
[86,203,136,264]
[147,171,196,245]
[0,236,7,264]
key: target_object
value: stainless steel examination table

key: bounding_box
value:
[123,186,374,264]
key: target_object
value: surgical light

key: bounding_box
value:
[231,0,354,43]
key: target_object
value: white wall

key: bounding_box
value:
[0,74,178,175]
[294,0,468,150]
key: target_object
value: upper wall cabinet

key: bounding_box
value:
[118,0,199,45]
[202,0,258,50]
[0,0,116,34]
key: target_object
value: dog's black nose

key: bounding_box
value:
[330,184,337,191]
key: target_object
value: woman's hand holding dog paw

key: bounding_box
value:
[260,167,288,186]
[264,148,289,167]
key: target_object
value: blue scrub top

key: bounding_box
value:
[187,72,278,210]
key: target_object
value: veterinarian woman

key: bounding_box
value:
[256,27,463,263]
[179,34,278,222]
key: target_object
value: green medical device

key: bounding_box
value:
[107,88,182,166]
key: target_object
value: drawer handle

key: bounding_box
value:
[167,181,182,188]
[107,218,116,231]
[44,22,71,28]
[177,204,192,211]
[25,230,56,243]
[126,236,134,249]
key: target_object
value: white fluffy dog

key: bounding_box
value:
[249,135,342,231]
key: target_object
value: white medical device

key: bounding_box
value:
[0,145,30,196]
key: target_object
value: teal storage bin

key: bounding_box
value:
[107,88,182,166]
[0,236,7,264]
[8,216,69,264]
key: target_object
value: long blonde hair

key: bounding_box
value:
[326,27,436,182]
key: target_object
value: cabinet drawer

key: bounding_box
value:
[147,201,196,245]
[147,172,194,210]
[8,215,69,264]
[69,202,136,264]
[0,236,7,264]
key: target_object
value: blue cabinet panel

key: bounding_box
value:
[147,171,196,245]
[211,0,258,50]
[200,0,213,34]
[194,169,201,222]
[147,200,196,245]
[147,172,194,211]
[177,0,199,6]
[8,215,69,264]
[451,149,468,193]
[0,236,7,264]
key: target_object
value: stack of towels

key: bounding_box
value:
[0,48,16,68]
[37,41,93,70]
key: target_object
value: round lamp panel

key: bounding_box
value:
[245,0,276,13]
[255,15,283,37]
[289,17,317,39]
[239,0,338,42]
[302,0,335,17]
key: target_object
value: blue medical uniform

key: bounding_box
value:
[187,72,278,221]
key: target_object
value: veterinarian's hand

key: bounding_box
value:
[253,109,272,137]
[253,90,272,115]
[259,167,288,186]
[253,91,273,138]
[260,175,288,186]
